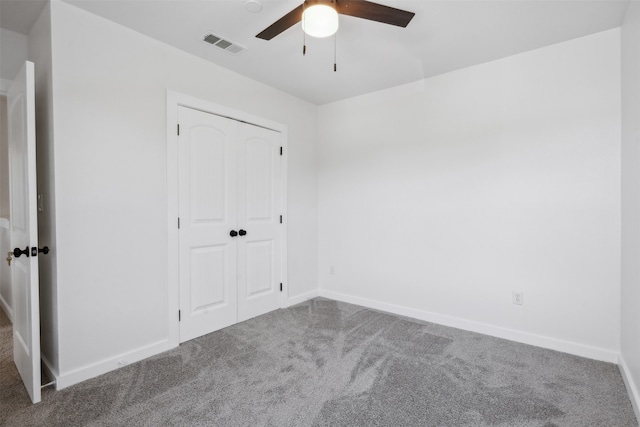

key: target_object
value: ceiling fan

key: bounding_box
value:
[256,0,415,41]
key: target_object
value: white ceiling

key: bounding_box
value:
[0,0,46,34]
[1,0,631,104]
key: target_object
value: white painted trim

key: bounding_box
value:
[168,91,287,133]
[318,289,619,363]
[284,290,319,308]
[41,354,58,390]
[166,90,288,344]
[619,354,640,423]
[0,218,9,229]
[279,129,289,310]
[166,91,180,349]
[55,339,176,390]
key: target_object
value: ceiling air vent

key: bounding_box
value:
[202,33,247,55]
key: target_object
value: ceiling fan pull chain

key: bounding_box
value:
[302,1,307,56]
[334,33,337,72]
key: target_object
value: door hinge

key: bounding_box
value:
[179,310,181,321]
[280,215,283,224]
[280,283,283,292]
[178,217,180,229]
[177,124,180,135]
[280,146,283,156]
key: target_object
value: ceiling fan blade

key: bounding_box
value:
[336,0,415,27]
[256,4,304,40]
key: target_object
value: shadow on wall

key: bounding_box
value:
[0,94,12,320]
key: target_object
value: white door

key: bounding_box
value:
[237,124,282,322]
[178,107,238,342]
[178,106,283,342]
[8,61,41,404]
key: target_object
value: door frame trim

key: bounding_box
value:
[166,91,288,347]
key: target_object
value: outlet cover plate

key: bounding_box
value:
[512,291,524,305]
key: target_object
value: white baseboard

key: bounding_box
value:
[619,354,640,423]
[318,289,619,363]
[284,289,320,308]
[0,293,13,323]
[56,292,318,390]
[55,339,176,390]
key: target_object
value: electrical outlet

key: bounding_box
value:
[512,291,524,305]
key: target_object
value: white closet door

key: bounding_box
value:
[178,106,238,342]
[236,123,282,322]
[8,61,41,404]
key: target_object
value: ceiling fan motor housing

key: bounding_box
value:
[302,1,340,38]
[304,0,337,7]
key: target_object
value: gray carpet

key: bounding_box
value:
[0,298,637,426]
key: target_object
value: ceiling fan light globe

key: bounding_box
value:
[302,4,339,38]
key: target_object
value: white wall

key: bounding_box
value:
[0,28,28,320]
[318,29,621,362]
[0,96,10,320]
[0,94,8,219]
[48,1,317,386]
[620,0,640,417]
[0,218,10,320]
[28,2,59,378]
[0,28,28,92]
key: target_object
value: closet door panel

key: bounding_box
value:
[237,124,282,322]
[178,106,238,342]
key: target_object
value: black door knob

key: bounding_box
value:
[13,246,29,258]
[38,247,50,255]
[230,230,238,237]
[239,229,247,236]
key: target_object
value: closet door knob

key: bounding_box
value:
[238,229,247,236]
[13,246,29,258]
[229,230,238,237]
